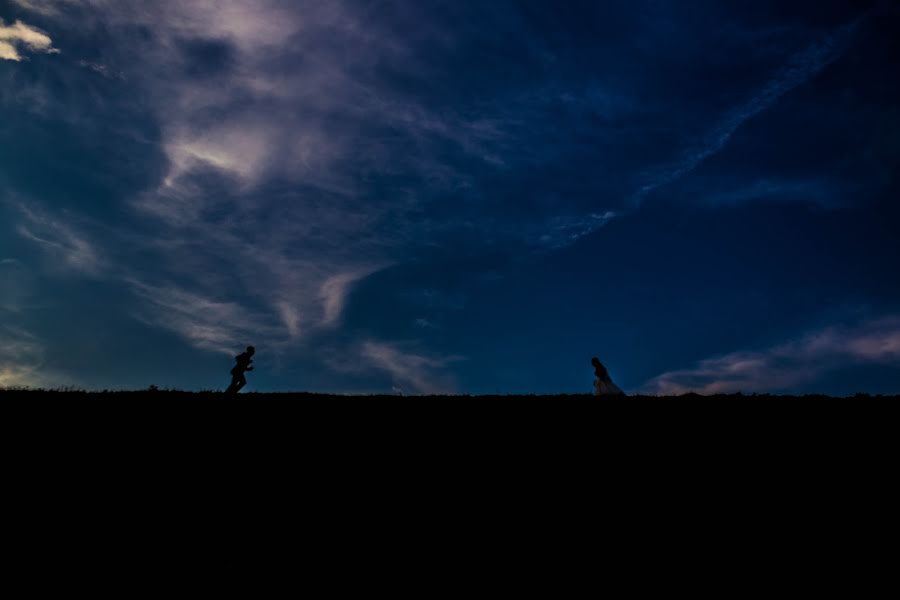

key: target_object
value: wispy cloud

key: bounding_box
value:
[319,270,381,327]
[0,324,68,388]
[128,281,283,355]
[361,341,462,395]
[630,19,860,206]
[11,1,75,17]
[76,59,123,80]
[642,316,900,395]
[538,211,618,250]
[703,177,844,208]
[414,317,438,330]
[0,257,32,313]
[525,18,862,250]
[16,205,105,275]
[0,18,58,61]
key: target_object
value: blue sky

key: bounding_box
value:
[1,0,899,394]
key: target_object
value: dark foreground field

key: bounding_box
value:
[5,389,895,458]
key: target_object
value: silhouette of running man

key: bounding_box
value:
[226,346,255,394]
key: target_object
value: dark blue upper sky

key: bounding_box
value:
[2,0,899,394]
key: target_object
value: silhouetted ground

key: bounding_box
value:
[1,389,897,400]
[5,389,893,464]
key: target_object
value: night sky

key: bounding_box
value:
[2,0,899,395]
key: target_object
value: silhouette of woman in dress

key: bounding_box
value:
[592,357,624,396]
[226,346,255,394]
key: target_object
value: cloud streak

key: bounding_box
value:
[0,324,68,388]
[16,205,105,275]
[11,1,75,17]
[642,316,900,395]
[0,18,57,61]
[129,281,283,355]
[524,17,862,249]
[361,341,461,395]
[631,19,861,206]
